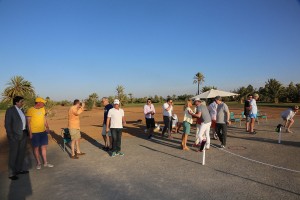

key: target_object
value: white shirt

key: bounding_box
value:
[281,109,296,120]
[250,99,258,115]
[183,107,194,124]
[144,104,156,119]
[208,101,217,121]
[163,103,173,117]
[15,105,26,130]
[107,108,125,128]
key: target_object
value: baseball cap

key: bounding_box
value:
[113,99,120,105]
[35,97,47,104]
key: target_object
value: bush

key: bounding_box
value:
[85,98,94,111]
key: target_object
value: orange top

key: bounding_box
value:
[68,105,83,129]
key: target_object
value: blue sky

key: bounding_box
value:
[0,0,300,101]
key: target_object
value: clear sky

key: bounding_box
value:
[1,0,300,101]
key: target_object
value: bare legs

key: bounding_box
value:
[71,139,82,156]
[284,119,294,133]
[33,145,48,165]
[181,134,189,150]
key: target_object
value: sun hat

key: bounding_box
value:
[35,97,47,104]
[113,99,120,105]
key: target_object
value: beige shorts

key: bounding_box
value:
[69,129,81,140]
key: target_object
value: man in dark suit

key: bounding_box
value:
[5,96,29,180]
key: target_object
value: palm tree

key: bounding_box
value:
[116,85,127,105]
[128,93,133,103]
[193,72,205,95]
[264,78,284,103]
[89,93,99,107]
[2,76,35,102]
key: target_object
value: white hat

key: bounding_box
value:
[113,99,120,105]
[194,98,201,102]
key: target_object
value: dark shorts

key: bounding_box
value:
[146,118,155,129]
[31,132,48,147]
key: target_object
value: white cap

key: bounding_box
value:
[113,99,120,105]
[194,98,201,102]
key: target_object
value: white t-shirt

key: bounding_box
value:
[250,99,257,115]
[107,108,125,128]
[183,107,194,124]
[281,109,296,120]
[163,103,173,117]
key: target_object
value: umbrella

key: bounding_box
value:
[192,89,239,99]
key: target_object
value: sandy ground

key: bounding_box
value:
[0,104,299,199]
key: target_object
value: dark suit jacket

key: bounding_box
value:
[5,106,26,140]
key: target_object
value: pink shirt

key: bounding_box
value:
[144,104,156,119]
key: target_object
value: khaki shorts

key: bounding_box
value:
[102,124,111,136]
[69,129,81,140]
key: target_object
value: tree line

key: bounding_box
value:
[1,75,299,112]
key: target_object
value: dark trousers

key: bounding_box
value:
[162,116,173,135]
[216,123,228,146]
[111,128,122,153]
[8,131,28,176]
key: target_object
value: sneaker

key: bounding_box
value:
[213,134,218,140]
[117,152,125,156]
[44,163,54,168]
[220,145,225,149]
[111,152,117,157]
[36,164,42,170]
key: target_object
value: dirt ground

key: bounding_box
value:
[0,104,299,200]
[0,103,290,173]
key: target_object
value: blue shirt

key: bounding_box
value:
[103,104,113,125]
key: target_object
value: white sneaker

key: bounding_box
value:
[36,164,42,170]
[44,163,54,168]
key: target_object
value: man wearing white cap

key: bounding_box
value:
[26,97,54,169]
[106,99,126,157]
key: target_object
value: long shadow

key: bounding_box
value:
[140,144,300,197]
[228,135,300,148]
[49,130,72,156]
[7,140,33,200]
[80,131,108,153]
[213,168,300,196]
[140,145,202,165]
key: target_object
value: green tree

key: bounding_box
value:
[128,93,134,104]
[264,78,284,103]
[283,82,298,103]
[201,86,217,93]
[89,93,99,107]
[193,72,205,95]
[234,85,256,104]
[2,76,35,102]
[116,85,127,106]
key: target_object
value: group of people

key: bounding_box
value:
[5,96,53,180]
[4,96,126,180]
[69,97,126,159]
[4,94,298,180]
[143,96,232,151]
